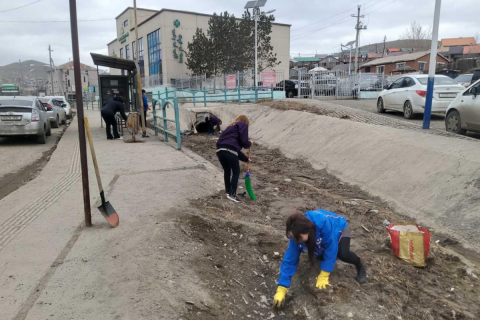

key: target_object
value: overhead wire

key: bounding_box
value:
[0,0,42,13]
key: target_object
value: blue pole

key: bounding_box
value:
[153,100,158,136]
[174,99,182,150]
[422,0,442,130]
[271,84,274,100]
[203,87,207,107]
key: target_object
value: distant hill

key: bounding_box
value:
[359,39,431,53]
[0,60,50,86]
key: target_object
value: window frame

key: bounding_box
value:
[125,44,130,60]
[147,29,162,76]
[418,61,427,72]
[124,20,128,27]
[376,65,385,74]
[396,62,406,69]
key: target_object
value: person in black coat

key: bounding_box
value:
[101,96,128,140]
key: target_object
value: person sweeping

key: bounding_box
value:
[101,96,128,140]
[216,115,251,203]
[273,210,367,308]
[205,115,222,136]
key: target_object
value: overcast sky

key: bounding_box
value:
[0,0,478,68]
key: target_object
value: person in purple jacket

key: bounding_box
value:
[205,115,222,136]
[216,115,252,203]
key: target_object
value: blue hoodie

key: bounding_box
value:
[277,210,348,288]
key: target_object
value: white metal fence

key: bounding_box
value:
[142,74,163,88]
[295,70,403,100]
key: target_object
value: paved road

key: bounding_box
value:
[0,125,66,179]
[317,98,480,139]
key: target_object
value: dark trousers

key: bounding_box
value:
[139,110,148,128]
[217,150,240,196]
[101,112,120,140]
[337,237,361,268]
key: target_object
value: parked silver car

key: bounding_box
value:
[38,97,67,128]
[49,96,73,119]
[0,96,52,144]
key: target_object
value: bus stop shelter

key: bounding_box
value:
[90,53,142,113]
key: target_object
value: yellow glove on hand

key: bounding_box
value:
[316,270,331,290]
[273,286,288,308]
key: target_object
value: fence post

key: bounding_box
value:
[311,72,314,99]
[271,84,274,100]
[166,88,169,100]
[163,100,169,142]
[298,69,302,99]
[358,71,361,99]
[255,86,258,103]
[153,99,158,136]
[174,99,182,150]
[336,73,339,99]
[203,87,207,107]
[238,84,241,105]
[224,88,227,104]
[192,90,196,107]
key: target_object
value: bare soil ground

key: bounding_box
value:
[176,133,480,320]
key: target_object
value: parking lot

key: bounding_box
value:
[0,124,68,200]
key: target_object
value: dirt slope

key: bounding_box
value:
[176,134,480,320]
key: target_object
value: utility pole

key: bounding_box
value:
[133,0,147,137]
[382,36,387,57]
[48,45,55,96]
[352,6,367,74]
[422,0,442,130]
[68,0,91,227]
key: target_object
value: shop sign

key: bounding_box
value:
[262,72,276,87]
[118,32,129,44]
[172,20,184,63]
[226,75,236,88]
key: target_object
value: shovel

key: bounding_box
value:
[84,117,119,227]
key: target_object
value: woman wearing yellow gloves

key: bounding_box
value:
[273,210,367,307]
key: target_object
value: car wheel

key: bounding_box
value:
[377,98,386,113]
[287,91,294,98]
[46,123,52,136]
[403,101,415,119]
[37,128,47,144]
[445,110,467,135]
[53,115,60,128]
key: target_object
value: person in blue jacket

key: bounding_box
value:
[273,210,367,307]
[216,115,251,203]
[139,89,151,138]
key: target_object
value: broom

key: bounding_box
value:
[245,144,257,200]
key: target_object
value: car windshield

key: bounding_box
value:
[0,100,32,107]
[417,77,457,85]
[39,98,49,103]
[455,74,473,82]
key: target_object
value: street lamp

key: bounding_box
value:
[342,40,356,75]
[245,0,275,87]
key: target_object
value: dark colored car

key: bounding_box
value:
[471,69,480,85]
[275,80,298,98]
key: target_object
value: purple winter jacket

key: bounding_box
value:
[216,121,251,162]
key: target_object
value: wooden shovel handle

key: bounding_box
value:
[246,142,252,173]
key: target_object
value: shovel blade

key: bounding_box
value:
[97,201,119,228]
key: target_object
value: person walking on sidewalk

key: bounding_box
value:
[216,115,251,203]
[273,210,367,308]
[206,115,222,136]
[101,96,128,140]
[140,89,151,138]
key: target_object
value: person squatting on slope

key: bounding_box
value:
[205,115,222,136]
[273,210,367,307]
[216,115,251,203]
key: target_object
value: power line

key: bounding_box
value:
[291,0,378,32]
[0,0,43,13]
[291,17,352,41]
[365,0,397,15]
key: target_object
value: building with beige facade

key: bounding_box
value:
[47,62,98,99]
[107,7,290,87]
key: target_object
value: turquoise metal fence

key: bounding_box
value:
[152,98,182,150]
[155,85,276,106]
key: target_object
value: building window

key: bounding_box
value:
[126,44,130,60]
[132,41,136,60]
[376,65,385,74]
[120,48,124,59]
[68,80,70,88]
[418,62,426,72]
[138,37,144,77]
[84,76,86,83]
[396,62,406,69]
[124,20,128,27]
[147,29,161,75]
[365,67,371,73]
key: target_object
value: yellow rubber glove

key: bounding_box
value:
[316,270,331,290]
[273,286,288,308]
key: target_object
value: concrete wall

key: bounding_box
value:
[178,104,480,252]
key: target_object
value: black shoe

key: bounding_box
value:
[356,260,367,284]
[142,134,150,138]
[227,194,241,203]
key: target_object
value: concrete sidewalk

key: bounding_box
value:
[0,109,223,319]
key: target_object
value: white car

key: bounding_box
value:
[377,75,465,119]
[445,80,480,135]
[454,74,473,88]
[45,96,73,119]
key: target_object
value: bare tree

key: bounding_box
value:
[400,21,432,52]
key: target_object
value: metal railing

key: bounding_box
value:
[152,98,182,150]
[155,85,276,106]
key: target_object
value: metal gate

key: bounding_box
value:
[296,70,358,99]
